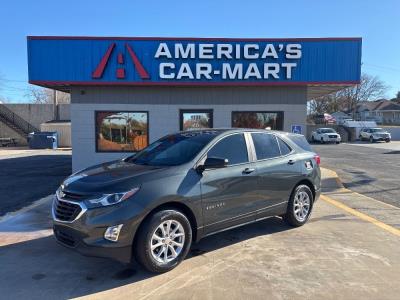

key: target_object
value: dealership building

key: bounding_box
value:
[27,36,362,171]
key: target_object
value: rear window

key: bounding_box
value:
[288,135,312,152]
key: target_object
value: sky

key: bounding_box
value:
[0,0,399,102]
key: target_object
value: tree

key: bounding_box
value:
[25,87,70,104]
[308,73,388,116]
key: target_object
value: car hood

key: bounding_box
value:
[61,160,170,195]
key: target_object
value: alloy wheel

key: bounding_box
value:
[150,220,185,264]
[293,191,311,222]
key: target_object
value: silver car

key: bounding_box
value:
[359,128,391,143]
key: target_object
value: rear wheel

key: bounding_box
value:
[134,209,192,273]
[283,185,314,227]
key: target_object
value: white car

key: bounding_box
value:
[359,128,391,143]
[311,128,341,144]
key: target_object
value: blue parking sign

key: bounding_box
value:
[291,125,302,134]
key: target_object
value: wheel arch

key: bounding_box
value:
[293,179,316,202]
[132,201,199,251]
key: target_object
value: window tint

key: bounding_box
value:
[251,133,281,160]
[289,135,313,152]
[277,137,292,155]
[207,134,248,165]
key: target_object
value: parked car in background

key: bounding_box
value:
[52,129,321,273]
[359,128,391,143]
[311,128,341,144]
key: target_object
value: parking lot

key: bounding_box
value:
[0,146,399,299]
[0,148,71,217]
[313,141,400,208]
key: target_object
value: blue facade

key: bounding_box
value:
[27,37,361,85]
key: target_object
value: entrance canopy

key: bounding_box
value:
[27,36,362,99]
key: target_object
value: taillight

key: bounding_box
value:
[314,155,321,165]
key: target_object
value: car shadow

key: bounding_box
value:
[0,216,291,299]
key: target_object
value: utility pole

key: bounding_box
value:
[53,89,58,120]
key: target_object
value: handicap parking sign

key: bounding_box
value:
[291,125,302,134]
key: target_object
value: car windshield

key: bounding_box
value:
[125,131,219,166]
[320,129,336,133]
[371,128,384,132]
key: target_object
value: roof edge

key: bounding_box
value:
[27,36,362,42]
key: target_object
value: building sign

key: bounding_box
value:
[27,37,362,86]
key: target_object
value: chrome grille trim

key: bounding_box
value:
[52,193,87,223]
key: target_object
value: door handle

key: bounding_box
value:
[242,168,255,174]
[288,159,296,165]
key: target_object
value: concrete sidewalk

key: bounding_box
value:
[0,170,399,299]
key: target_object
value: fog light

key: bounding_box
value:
[104,224,123,242]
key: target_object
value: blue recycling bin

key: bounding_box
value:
[28,132,58,149]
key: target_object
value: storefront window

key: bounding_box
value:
[96,111,148,152]
[232,111,283,130]
[180,110,213,131]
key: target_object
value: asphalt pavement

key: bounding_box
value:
[0,149,71,217]
[1,170,399,300]
[312,141,400,208]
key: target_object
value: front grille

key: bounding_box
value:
[328,135,337,138]
[62,191,85,201]
[53,198,82,222]
[54,227,76,247]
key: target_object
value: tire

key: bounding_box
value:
[369,136,374,143]
[283,185,314,227]
[359,135,363,141]
[311,136,315,143]
[386,139,390,143]
[134,209,192,273]
[336,141,340,144]
[320,137,324,144]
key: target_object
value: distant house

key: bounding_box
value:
[352,100,400,125]
[331,111,352,125]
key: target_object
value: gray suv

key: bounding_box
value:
[53,129,321,273]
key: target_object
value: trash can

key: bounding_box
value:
[27,132,58,149]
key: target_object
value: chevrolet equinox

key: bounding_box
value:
[53,129,321,273]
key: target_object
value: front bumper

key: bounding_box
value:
[372,136,391,141]
[53,224,132,263]
[52,196,144,264]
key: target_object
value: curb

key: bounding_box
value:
[320,167,399,210]
[0,195,53,223]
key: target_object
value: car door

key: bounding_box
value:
[249,133,302,218]
[200,133,260,234]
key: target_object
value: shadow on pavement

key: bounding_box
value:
[0,154,71,217]
[0,216,291,299]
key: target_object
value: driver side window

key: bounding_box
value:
[207,134,249,166]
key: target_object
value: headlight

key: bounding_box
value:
[87,187,140,207]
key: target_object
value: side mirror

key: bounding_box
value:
[197,157,228,172]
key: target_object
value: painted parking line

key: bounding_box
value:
[320,194,400,237]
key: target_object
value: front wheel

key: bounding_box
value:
[283,185,314,227]
[386,139,391,143]
[134,209,192,273]
[320,137,325,144]
[369,136,374,143]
